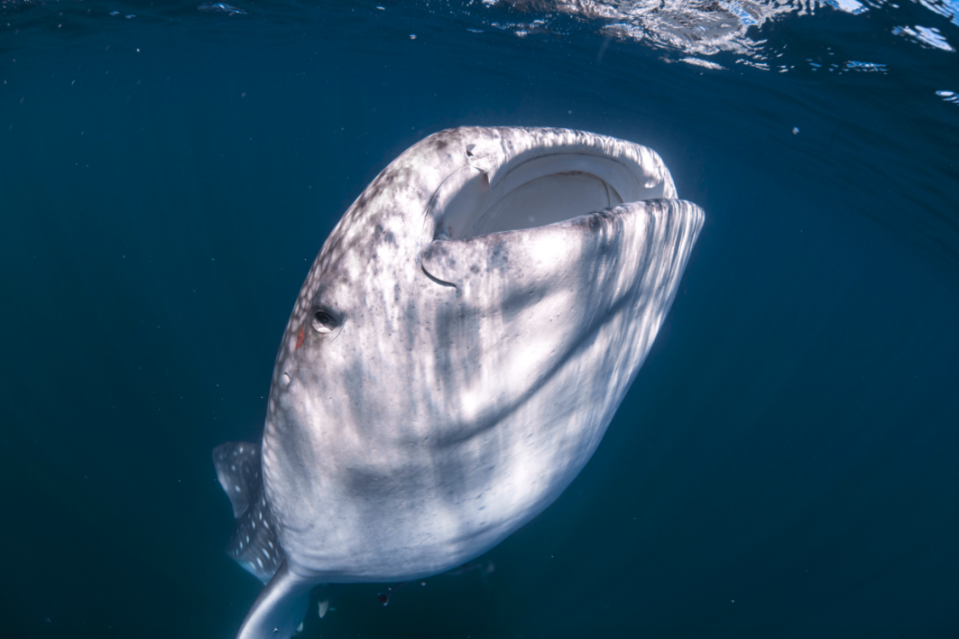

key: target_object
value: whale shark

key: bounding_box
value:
[213,126,704,638]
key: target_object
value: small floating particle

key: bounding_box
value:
[410,34,417,40]
[792,127,800,134]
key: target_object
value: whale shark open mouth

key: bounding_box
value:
[426,140,671,243]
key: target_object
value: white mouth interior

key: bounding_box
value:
[432,153,665,241]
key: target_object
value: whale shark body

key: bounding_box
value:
[213,127,704,638]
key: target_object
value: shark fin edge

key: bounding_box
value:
[236,561,311,639]
[213,441,262,518]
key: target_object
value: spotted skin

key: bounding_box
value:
[213,442,284,583]
[215,127,704,639]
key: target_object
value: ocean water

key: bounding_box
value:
[2,0,958,637]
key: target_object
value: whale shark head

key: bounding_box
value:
[214,127,704,638]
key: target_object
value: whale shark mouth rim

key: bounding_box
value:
[425,146,669,245]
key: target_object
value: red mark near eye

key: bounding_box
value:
[295,327,305,350]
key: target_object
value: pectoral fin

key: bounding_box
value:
[236,561,311,639]
[213,441,261,518]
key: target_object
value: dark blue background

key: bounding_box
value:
[2,1,958,637]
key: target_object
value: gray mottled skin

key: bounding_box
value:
[215,127,704,639]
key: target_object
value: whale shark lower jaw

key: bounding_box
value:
[215,127,704,639]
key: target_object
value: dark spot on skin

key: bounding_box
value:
[488,238,509,270]
[643,198,668,214]
[423,242,449,263]
[367,224,396,250]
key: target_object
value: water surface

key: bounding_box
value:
[2,1,958,637]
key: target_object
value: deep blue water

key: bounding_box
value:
[2,1,959,638]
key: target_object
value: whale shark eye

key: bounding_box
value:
[311,310,338,335]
